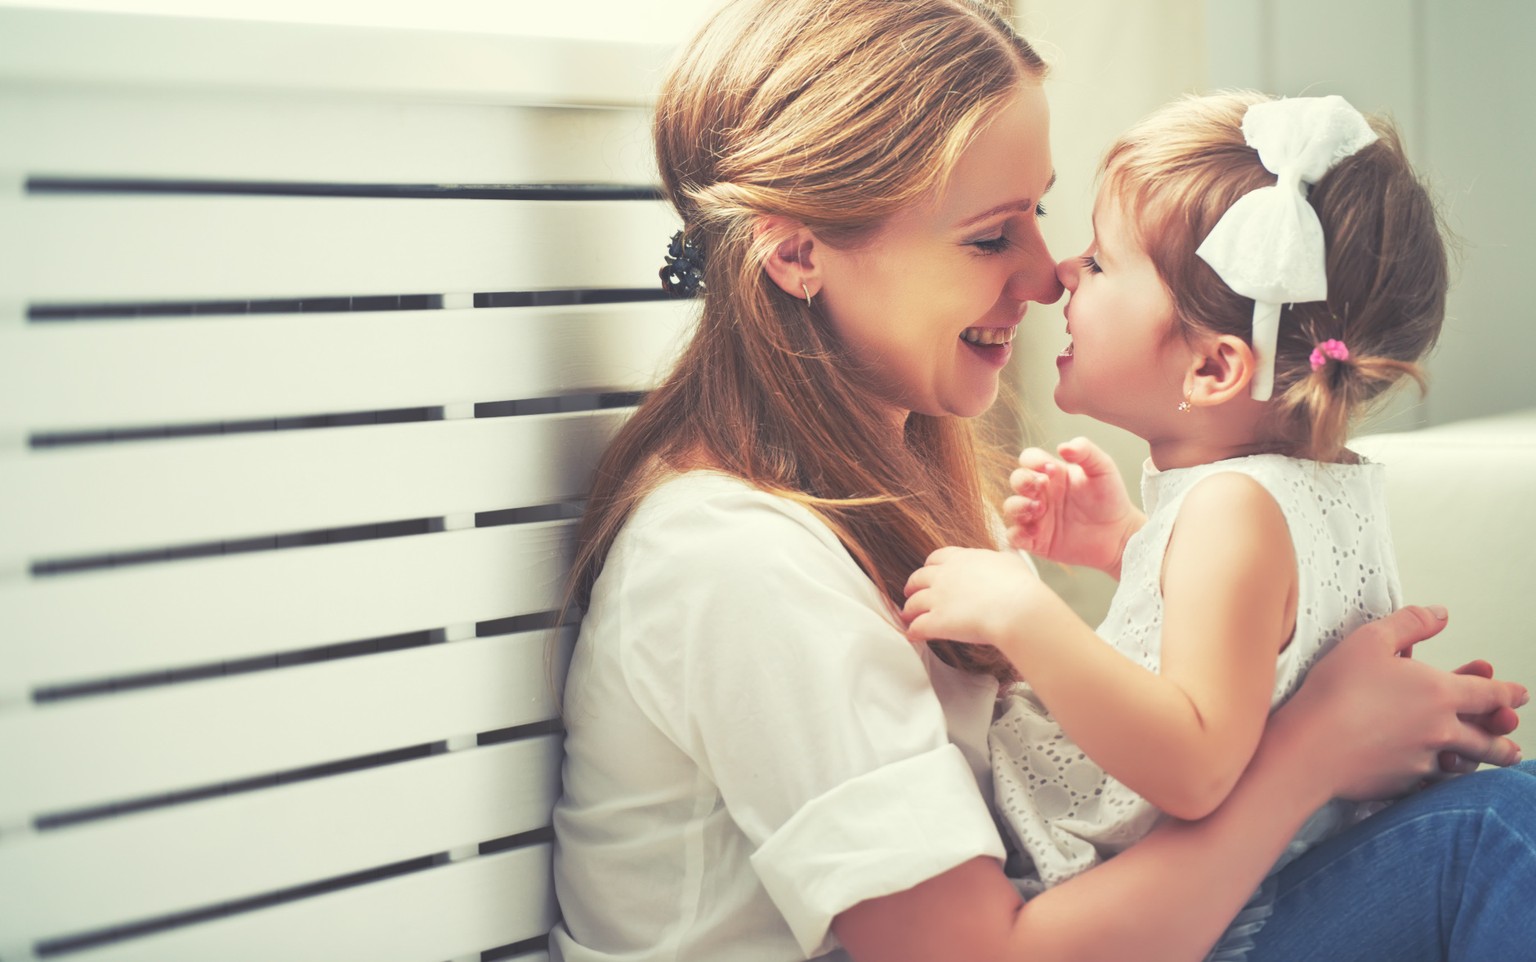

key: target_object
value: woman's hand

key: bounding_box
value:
[1274,605,1526,803]
[1005,438,1144,577]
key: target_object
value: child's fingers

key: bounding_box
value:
[1003,493,1043,523]
[1010,466,1050,498]
[1057,436,1116,478]
[1018,446,1057,471]
[903,567,933,598]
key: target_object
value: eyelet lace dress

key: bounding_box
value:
[990,454,1402,960]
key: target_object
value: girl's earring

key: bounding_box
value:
[802,283,814,307]
[1177,391,1193,413]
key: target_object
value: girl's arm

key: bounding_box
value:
[836,606,1528,962]
[907,473,1293,819]
[1024,472,1293,818]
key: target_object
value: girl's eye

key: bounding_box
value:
[971,235,1014,255]
[1080,254,1102,274]
[1035,202,1048,217]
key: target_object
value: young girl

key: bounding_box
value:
[902,91,1451,950]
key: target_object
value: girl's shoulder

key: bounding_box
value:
[1157,453,1384,503]
[1157,454,1388,542]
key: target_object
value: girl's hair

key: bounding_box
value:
[1102,90,1448,461]
[567,0,1047,683]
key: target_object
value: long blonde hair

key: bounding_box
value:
[569,0,1048,682]
[1102,91,1448,461]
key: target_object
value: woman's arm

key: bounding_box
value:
[836,606,1528,962]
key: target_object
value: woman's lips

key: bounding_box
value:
[960,325,1017,346]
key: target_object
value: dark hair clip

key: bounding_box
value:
[659,230,705,297]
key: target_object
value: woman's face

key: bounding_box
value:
[813,84,1062,424]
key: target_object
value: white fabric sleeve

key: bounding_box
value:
[612,480,1004,955]
[752,743,1003,955]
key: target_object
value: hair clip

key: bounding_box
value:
[659,231,705,297]
[1309,338,1350,371]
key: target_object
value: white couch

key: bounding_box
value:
[1354,409,1536,730]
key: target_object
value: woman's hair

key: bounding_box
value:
[1101,90,1448,461]
[567,0,1048,682]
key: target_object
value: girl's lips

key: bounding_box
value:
[1055,337,1074,371]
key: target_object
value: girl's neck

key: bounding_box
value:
[1140,389,1300,471]
[1147,436,1282,472]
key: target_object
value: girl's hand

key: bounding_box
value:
[1005,437,1144,576]
[901,546,1051,649]
[1274,605,1527,803]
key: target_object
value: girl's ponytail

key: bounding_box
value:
[1274,328,1428,462]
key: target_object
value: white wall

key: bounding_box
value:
[1205,0,1536,428]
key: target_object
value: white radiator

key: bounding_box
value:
[0,9,689,960]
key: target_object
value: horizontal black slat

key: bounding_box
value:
[26,177,663,202]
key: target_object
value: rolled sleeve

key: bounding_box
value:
[752,743,1006,956]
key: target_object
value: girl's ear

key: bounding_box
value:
[756,215,822,301]
[1184,334,1256,408]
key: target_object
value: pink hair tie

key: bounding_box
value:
[1309,339,1350,371]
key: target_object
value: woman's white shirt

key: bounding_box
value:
[551,472,1004,961]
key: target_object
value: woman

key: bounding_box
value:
[551,1,1532,959]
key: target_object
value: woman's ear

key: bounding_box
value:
[756,215,822,301]
[1184,334,1256,408]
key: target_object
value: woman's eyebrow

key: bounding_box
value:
[957,172,1057,228]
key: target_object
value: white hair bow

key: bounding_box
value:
[1195,95,1377,400]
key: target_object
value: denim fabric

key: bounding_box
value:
[1248,760,1536,961]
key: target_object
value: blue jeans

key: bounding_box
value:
[1248,760,1536,961]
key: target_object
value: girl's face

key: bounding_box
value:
[813,84,1062,425]
[1052,188,1190,437]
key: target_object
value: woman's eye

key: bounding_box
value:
[971,234,1014,255]
[1080,254,1102,274]
[1035,202,1048,217]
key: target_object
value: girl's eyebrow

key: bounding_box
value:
[957,172,1057,228]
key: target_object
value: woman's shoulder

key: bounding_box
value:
[614,470,857,582]
[589,471,903,672]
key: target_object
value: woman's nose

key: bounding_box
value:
[1006,240,1063,305]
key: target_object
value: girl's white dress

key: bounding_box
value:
[991,454,1401,954]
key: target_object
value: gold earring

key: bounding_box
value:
[802,282,813,307]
